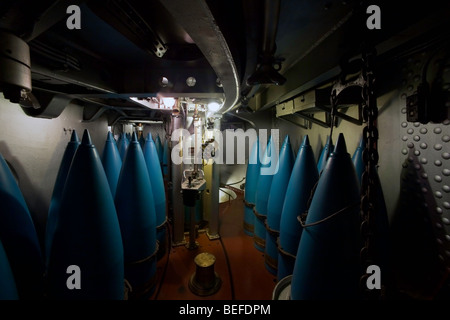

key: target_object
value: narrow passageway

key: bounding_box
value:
[151,188,277,300]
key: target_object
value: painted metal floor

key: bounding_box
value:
[150,189,277,300]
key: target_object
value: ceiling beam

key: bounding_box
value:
[159,0,240,114]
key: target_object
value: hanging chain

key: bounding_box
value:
[359,48,381,299]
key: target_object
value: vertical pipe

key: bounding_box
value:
[207,117,221,239]
[171,113,186,246]
[187,206,198,249]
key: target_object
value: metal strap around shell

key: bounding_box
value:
[126,241,160,266]
[156,217,168,230]
[297,202,360,228]
[253,207,267,221]
[264,219,280,237]
[243,199,255,208]
[276,236,296,260]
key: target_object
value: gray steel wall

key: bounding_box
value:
[0,98,109,245]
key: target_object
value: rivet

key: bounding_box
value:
[436,191,443,198]
[443,135,450,142]
[401,149,408,155]
[435,175,442,182]
[443,169,450,176]
[407,142,414,148]
[413,135,420,142]
[420,128,427,134]
[401,108,407,114]
[402,135,408,141]
[434,144,443,151]
[437,207,443,214]
[443,202,450,209]
[443,185,450,193]
[435,160,443,166]
[420,143,428,149]
[414,122,420,127]
[420,158,428,164]
[434,127,442,134]
[442,152,450,160]
[414,150,421,156]
[401,122,408,128]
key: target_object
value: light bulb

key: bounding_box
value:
[207,102,221,112]
[162,97,176,108]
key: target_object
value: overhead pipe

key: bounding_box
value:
[159,0,239,114]
[246,0,286,86]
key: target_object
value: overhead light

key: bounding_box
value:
[186,76,196,87]
[159,76,170,87]
[207,101,221,112]
[162,97,176,108]
[235,105,254,114]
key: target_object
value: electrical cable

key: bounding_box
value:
[219,236,235,300]
[216,189,236,300]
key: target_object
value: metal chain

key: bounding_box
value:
[359,48,381,299]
